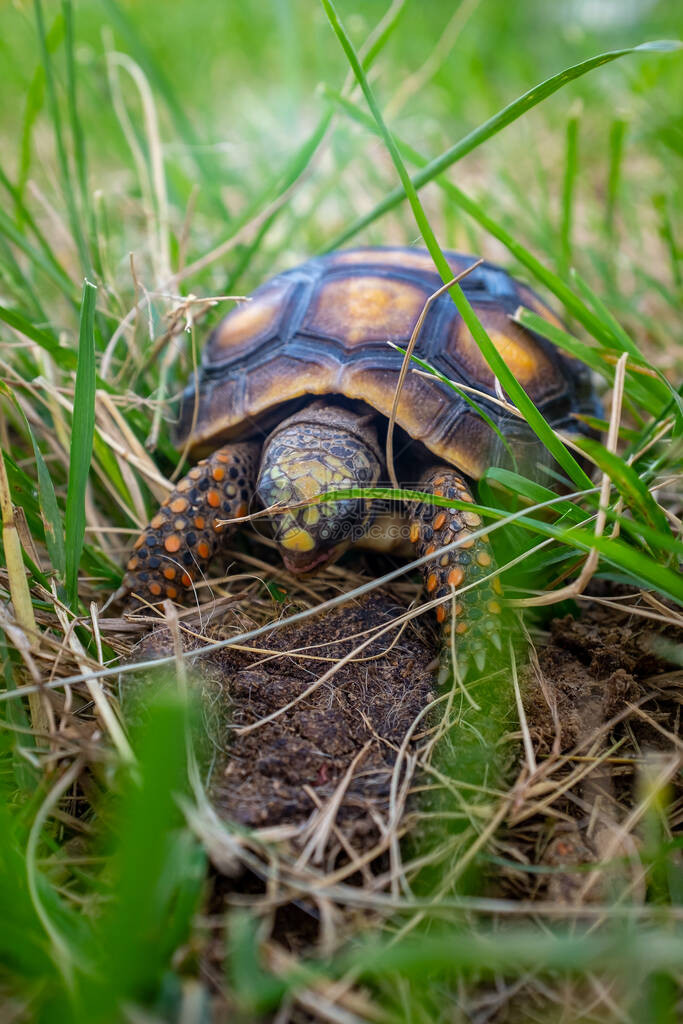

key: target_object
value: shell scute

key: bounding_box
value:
[180,247,599,478]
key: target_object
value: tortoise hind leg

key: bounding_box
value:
[407,465,503,674]
[121,441,260,608]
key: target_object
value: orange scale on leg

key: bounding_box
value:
[197,541,210,559]
[455,621,468,635]
[148,582,162,597]
[207,490,221,508]
[151,514,165,529]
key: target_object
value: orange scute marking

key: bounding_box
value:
[304,275,428,347]
[163,567,176,580]
[171,497,189,513]
[476,550,492,567]
[181,572,192,587]
[212,466,225,481]
[426,573,438,593]
[166,586,178,600]
[447,567,464,587]
[436,605,446,623]
[148,582,162,597]
[164,534,181,553]
[212,278,289,354]
[207,490,221,508]
[433,512,446,530]
[409,522,420,544]
[197,541,210,559]
[425,543,436,556]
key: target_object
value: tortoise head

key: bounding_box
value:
[256,405,383,574]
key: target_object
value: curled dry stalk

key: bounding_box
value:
[385,260,483,489]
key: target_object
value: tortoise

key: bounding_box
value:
[121,247,599,668]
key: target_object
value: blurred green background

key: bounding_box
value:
[1,0,681,313]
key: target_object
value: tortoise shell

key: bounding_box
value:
[179,247,597,479]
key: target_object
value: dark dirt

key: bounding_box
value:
[509,597,683,906]
[523,599,681,755]
[133,591,437,858]
[207,592,436,851]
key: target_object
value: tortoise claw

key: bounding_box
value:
[473,649,487,674]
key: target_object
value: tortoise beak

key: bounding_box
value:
[282,543,346,576]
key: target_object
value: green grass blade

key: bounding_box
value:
[570,267,681,423]
[62,1,91,249]
[325,90,621,348]
[0,205,77,304]
[324,40,682,252]
[513,307,662,415]
[483,467,586,525]
[0,305,77,372]
[606,117,627,236]
[16,11,64,224]
[33,0,90,274]
[575,436,674,548]
[560,112,579,276]
[98,0,230,220]
[64,280,97,609]
[322,0,592,492]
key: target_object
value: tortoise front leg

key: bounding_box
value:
[121,441,260,607]
[407,465,502,673]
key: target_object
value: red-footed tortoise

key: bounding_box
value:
[120,248,598,669]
